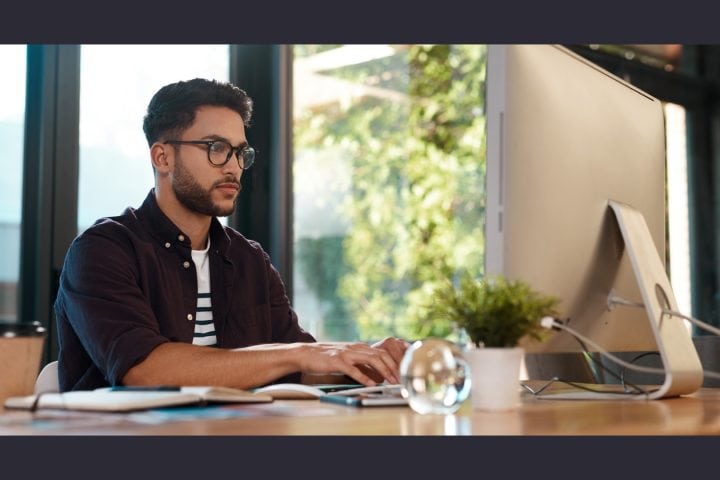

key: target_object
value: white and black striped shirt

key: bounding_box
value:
[191,239,217,346]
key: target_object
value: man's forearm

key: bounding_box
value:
[122,342,306,389]
[122,337,407,388]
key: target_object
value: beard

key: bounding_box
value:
[172,156,241,217]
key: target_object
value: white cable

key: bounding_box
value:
[539,316,720,380]
[539,317,666,375]
[609,292,720,336]
[663,309,720,336]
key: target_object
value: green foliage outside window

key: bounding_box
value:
[294,45,487,341]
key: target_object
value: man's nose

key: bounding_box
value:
[222,154,242,176]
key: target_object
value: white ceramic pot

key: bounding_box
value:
[466,346,524,411]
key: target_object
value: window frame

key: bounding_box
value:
[20,45,80,363]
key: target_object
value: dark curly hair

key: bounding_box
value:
[142,78,253,146]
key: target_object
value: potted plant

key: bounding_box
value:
[428,273,559,411]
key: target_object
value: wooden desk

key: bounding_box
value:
[2,388,720,435]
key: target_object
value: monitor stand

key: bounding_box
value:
[609,200,703,398]
[537,201,703,400]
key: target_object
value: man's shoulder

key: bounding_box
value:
[82,207,139,233]
[70,208,144,250]
[60,209,150,279]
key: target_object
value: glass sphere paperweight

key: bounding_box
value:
[399,338,471,415]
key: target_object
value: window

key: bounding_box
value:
[78,45,230,232]
[0,45,26,322]
[665,102,691,320]
[589,44,685,73]
[292,45,487,341]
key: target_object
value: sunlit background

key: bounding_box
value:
[0,44,696,342]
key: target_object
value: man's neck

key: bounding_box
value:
[154,189,212,250]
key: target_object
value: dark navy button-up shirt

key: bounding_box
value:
[55,190,315,391]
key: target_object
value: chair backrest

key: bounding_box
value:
[34,360,59,394]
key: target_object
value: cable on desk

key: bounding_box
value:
[540,316,668,376]
[602,295,720,381]
[521,377,654,397]
[572,335,648,394]
[523,292,720,398]
[620,351,662,387]
[521,317,657,397]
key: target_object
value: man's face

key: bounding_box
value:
[169,106,247,217]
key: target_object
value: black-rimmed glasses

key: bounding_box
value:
[164,139,255,169]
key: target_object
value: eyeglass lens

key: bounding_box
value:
[208,141,255,169]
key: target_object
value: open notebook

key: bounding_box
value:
[4,386,273,413]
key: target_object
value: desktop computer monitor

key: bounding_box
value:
[484,45,703,398]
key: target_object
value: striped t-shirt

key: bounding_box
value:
[191,239,217,346]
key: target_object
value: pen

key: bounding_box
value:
[109,386,181,392]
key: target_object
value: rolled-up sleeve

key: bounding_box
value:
[56,227,169,389]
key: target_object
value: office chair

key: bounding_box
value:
[34,360,59,394]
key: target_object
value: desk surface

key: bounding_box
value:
[2,387,720,435]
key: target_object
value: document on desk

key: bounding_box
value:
[4,386,273,413]
[253,383,403,400]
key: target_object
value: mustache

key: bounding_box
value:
[213,177,242,192]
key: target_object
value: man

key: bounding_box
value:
[55,78,407,392]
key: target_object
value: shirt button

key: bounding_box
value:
[183,261,190,268]
[187,314,193,321]
[164,242,171,248]
[178,234,185,242]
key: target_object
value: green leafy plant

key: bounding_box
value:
[428,274,559,348]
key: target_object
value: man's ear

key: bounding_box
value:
[150,143,172,173]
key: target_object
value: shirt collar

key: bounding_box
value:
[136,189,231,255]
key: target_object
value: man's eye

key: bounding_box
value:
[209,142,229,153]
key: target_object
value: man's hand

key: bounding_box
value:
[358,337,410,383]
[295,339,408,386]
[371,337,409,364]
